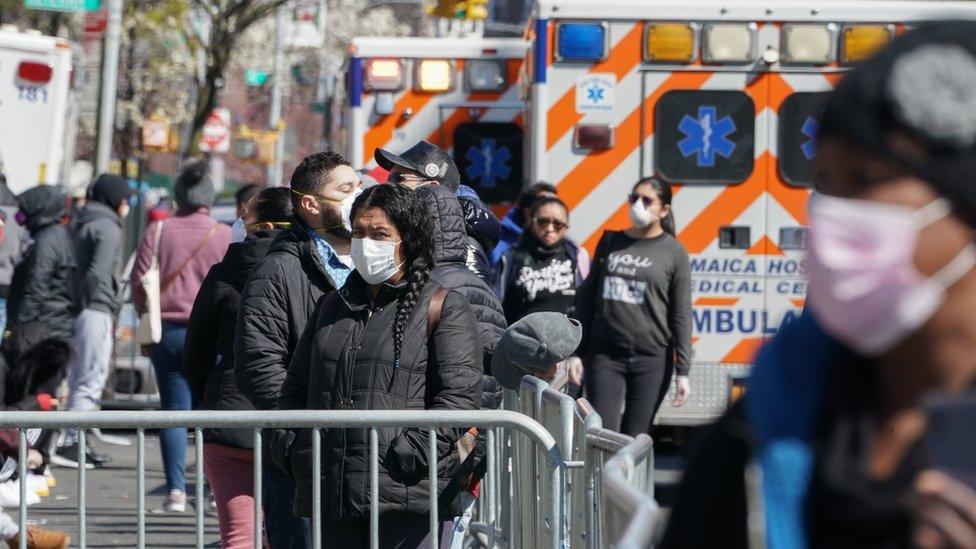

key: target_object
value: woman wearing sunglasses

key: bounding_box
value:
[575,177,693,436]
[496,196,590,325]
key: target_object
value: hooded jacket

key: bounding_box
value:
[490,207,523,266]
[184,230,279,449]
[457,185,501,285]
[274,272,483,520]
[7,186,75,354]
[73,200,125,315]
[0,182,23,297]
[233,218,342,411]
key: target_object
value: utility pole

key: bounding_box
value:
[95,0,123,174]
[267,3,286,186]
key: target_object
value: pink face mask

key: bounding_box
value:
[806,195,976,355]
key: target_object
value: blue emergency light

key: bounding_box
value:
[556,22,607,62]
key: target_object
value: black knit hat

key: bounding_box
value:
[88,173,135,210]
[174,158,216,210]
[819,21,976,225]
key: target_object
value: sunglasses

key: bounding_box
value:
[628,193,657,208]
[533,217,569,231]
[387,172,429,185]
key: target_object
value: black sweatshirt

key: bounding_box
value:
[499,235,579,324]
[576,231,693,375]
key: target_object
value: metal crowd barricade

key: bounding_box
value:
[598,434,659,548]
[0,409,565,549]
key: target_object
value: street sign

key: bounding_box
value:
[24,0,100,12]
[199,108,231,153]
[142,118,171,150]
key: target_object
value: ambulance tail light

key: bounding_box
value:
[415,59,454,92]
[841,25,894,64]
[555,22,608,62]
[702,23,757,64]
[466,59,506,92]
[782,24,837,65]
[364,59,404,92]
[17,61,53,85]
[645,23,697,63]
[573,124,614,150]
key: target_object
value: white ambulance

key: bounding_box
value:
[0,26,80,193]
[524,0,976,424]
[346,36,528,206]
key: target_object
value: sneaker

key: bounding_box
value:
[0,480,41,507]
[53,442,110,469]
[26,474,48,497]
[164,489,186,513]
[6,524,70,549]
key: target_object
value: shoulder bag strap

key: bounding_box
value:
[150,221,163,270]
[426,286,450,339]
[160,223,219,293]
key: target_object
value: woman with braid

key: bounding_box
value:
[274,183,484,547]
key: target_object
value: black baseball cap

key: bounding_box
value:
[374,141,460,190]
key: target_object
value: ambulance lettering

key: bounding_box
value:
[689,257,757,274]
[693,278,762,295]
[693,308,801,335]
[766,258,807,276]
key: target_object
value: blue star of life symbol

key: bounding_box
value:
[801,116,819,160]
[465,139,512,188]
[586,85,606,104]
[678,105,737,167]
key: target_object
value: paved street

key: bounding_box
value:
[9,432,220,548]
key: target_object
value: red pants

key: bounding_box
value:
[204,443,258,549]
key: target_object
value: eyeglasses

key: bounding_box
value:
[533,217,569,231]
[628,193,657,208]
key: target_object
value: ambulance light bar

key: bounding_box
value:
[466,59,507,92]
[782,24,837,65]
[364,59,404,92]
[415,59,454,92]
[702,23,756,64]
[645,23,697,63]
[573,124,614,150]
[841,25,894,64]
[555,22,608,62]
[17,61,53,85]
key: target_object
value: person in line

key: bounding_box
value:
[496,196,590,324]
[5,186,75,362]
[184,187,292,549]
[57,174,135,468]
[234,151,358,548]
[230,183,262,243]
[130,159,231,513]
[490,182,558,267]
[575,177,693,436]
[0,429,68,549]
[663,22,976,548]
[0,172,23,336]
[274,183,483,547]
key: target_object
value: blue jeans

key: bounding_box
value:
[150,322,195,492]
[0,297,7,336]
[263,467,310,549]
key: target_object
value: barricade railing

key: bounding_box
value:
[0,409,564,549]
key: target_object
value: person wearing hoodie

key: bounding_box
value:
[490,182,557,267]
[234,151,358,549]
[57,174,135,468]
[184,187,291,549]
[5,185,75,361]
[130,159,231,513]
[0,173,23,336]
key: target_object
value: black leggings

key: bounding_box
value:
[585,350,672,436]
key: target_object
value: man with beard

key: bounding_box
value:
[234,151,358,548]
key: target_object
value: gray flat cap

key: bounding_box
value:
[491,312,582,390]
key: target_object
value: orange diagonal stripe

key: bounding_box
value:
[695,297,740,306]
[364,91,436,162]
[546,25,644,150]
[721,337,764,364]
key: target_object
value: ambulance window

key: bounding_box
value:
[778,92,830,187]
[654,90,755,184]
[453,122,523,203]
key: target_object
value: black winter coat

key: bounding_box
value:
[234,219,341,411]
[275,272,483,521]
[6,186,75,357]
[458,191,500,286]
[184,230,278,449]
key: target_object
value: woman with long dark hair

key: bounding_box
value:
[575,176,693,435]
[274,183,483,548]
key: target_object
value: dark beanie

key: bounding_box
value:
[88,173,134,210]
[174,158,216,210]
[819,21,976,225]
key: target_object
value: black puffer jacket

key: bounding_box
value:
[275,272,483,521]
[419,185,506,365]
[6,186,75,357]
[184,230,278,449]
[234,219,341,411]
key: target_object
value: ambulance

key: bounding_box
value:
[345,36,528,205]
[0,26,80,193]
[524,0,976,424]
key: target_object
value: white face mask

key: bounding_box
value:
[351,237,403,285]
[231,217,247,243]
[629,199,658,229]
[339,188,363,232]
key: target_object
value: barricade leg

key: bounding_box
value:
[252,430,262,549]
[429,429,439,549]
[137,428,146,549]
[312,428,322,549]
[79,429,87,549]
[370,427,379,549]
[195,428,204,548]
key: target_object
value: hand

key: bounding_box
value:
[672,376,692,407]
[140,344,152,358]
[913,470,976,548]
[566,357,584,386]
[26,449,43,469]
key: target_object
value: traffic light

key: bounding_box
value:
[463,0,488,20]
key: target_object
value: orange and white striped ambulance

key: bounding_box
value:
[525,0,976,424]
[346,36,529,206]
